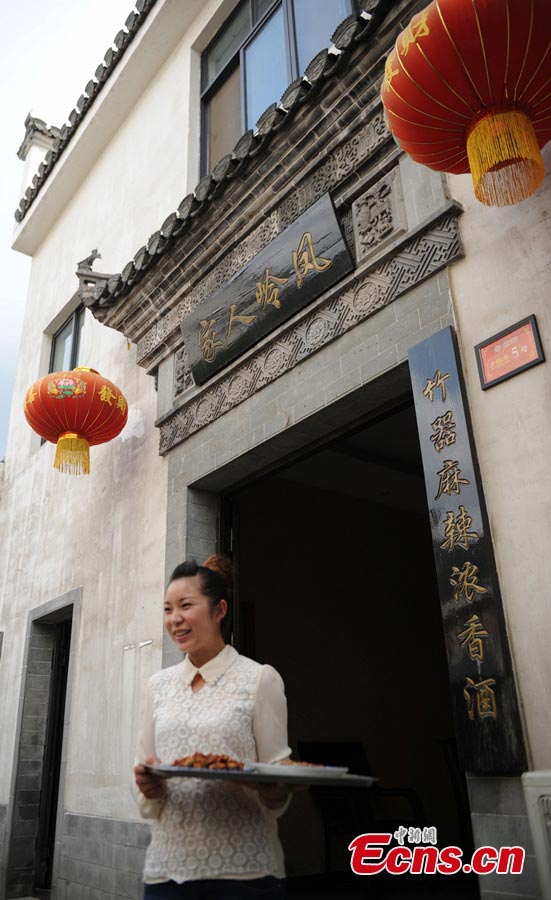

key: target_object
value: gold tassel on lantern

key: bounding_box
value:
[54,432,90,475]
[467,109,544,207]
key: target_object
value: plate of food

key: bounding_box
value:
[148,752,256,780]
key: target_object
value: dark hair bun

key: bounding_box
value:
[202,555,233,587]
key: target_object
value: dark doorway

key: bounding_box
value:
[6,608,73,899]
[35,618,71,893]
[223,398,479,899]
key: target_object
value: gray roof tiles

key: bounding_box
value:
[88,0,390,309]
[14,0,158,223]
[17,0,390,313]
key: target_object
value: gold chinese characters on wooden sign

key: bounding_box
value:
[409,328,526,773]
[181,193,354,385]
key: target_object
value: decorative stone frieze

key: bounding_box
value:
[352,168,407,260]
[158,209,462,454]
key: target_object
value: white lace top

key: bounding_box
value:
[135,645,291,884]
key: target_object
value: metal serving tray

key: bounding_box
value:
[146,763,375,788]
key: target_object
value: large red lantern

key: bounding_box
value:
[381,0,551,206]
[23,367,128,474]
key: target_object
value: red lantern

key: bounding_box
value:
[380,0,551,206]
[23,367,128,474]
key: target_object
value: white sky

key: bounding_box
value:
[0,0,138,459]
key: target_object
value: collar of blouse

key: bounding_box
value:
[180,643,237,686]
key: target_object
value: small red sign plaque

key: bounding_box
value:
[475,315,544,390]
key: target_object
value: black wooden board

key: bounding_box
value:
[409,326,527,774]
[182,193,353,384]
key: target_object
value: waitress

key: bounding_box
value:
[134,556,291,899]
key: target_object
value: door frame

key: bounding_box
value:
[1,589,80,900]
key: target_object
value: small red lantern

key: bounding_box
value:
[23,367,128,474]
[381,0,551,206]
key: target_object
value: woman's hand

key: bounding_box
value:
[254,782,291,810]
[134,755,166,800]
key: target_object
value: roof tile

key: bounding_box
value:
[14,2,158,225]
[85,0,392,307]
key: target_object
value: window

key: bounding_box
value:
[201,0,353,173]
[49,307,84,373]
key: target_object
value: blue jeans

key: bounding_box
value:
[143,877,286,899]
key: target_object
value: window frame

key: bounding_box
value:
[200,0,354,175]
[48,305,84,374]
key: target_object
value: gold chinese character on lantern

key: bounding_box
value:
[117,394,127,416]
[458,614,489,661]
[198,319,224,362]
[463,677,498,720]
[255,269,289,308]
[291,232,332,288]
[423,369,450,403]
[99,384,116,406]
[450,561,488,603]
[430,411,457,452]
[435,459,470,500]
[227,304,256,337]
[384,52,400,88]
[401,9,430,55]
[440,505,479,551]
[24,387,37,409]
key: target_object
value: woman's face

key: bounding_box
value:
[164,575,226,665]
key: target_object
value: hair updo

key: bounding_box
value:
[169,555,233,615]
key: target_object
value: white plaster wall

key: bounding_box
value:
[0,346,166,820]
[0,0,238,819]
[446,143,551,770]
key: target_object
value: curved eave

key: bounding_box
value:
[11,0,205,257]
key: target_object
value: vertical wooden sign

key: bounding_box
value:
[409,327,527,774]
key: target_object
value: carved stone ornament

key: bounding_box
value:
[159,211,462,455]
[174,345,194,396]
[75,250,114,308]
[352,168,407,262]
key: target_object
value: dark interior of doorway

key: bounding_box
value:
[223,399,480,899]
[34,617,71,895]
[6,609,72,899]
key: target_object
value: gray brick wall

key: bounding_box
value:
[163,487,219,669]
[6,624,56,898]
[55,812,149,900]
[164,270,453,509]
[468,775,542,900]
[162,269,454,675]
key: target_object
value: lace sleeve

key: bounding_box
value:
[132,677,166,820]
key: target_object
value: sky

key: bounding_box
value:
[0,0,138,460]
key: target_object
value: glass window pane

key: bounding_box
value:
[245,5,287,130]
[293,0,351,72]
[203,2,250,90]
[51,319,74,372]
[253,0,276,23]
[208,63,243,169]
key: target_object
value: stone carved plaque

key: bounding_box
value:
[352,168,407,262]
[174,345,194,396]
